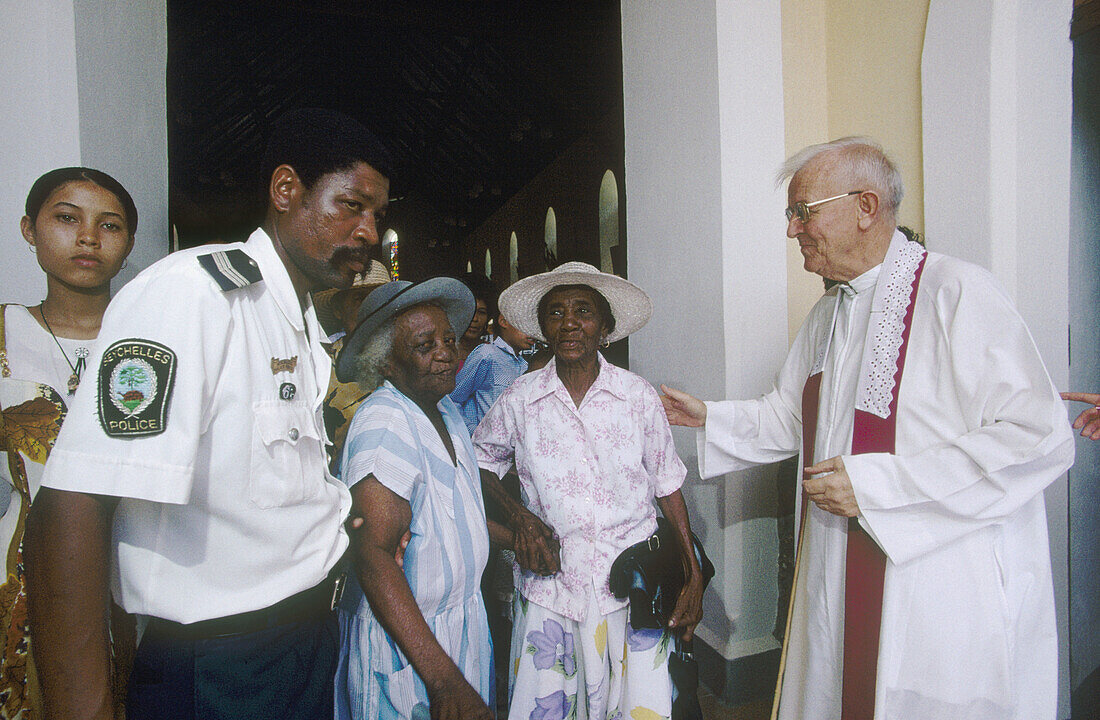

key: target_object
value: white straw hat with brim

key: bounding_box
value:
[335,278,475,382]
[313,259,393,332]
[498,261,652,344]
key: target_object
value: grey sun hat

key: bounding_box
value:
[498,261,653,344]
[335,278,475,382]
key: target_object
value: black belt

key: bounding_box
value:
[148,568,347,640]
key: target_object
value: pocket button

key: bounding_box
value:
[288,427,300,441]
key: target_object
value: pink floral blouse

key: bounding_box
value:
[473,355,687,622]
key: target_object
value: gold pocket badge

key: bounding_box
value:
[271,356,298,374]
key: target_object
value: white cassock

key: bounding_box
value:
[697,232,1074,720]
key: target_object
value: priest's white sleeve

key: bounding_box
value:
[697,396,802,478]
[696,306,823,479]
[844,258,1075,565]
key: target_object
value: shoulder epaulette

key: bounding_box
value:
[197,248,263,291]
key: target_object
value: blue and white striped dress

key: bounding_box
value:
[335,381,492,720]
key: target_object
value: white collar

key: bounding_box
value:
[840,263,882,298]
[243,228,317,337]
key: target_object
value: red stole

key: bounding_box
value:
[789,250,926,720]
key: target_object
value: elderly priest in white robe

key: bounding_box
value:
[661,137,1074,720]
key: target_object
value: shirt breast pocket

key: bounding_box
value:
[250,402,323,509]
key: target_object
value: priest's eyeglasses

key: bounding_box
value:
[785,190,863,224]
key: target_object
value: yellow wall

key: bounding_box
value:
[781,0,930,340]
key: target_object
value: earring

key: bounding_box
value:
[121,259,129,270]
[600,337,610,349]
[27,244,36,254]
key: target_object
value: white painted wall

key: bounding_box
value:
[0,0,167,305]
[623,0,790,661]
[1,0,82,305]
[73,0,169,288]
[922,0,1074,714]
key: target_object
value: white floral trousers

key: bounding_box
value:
[507,588,672,720]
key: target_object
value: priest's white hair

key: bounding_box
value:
[777,136,904,217]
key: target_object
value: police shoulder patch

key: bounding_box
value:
[98,339,176,437]
[197,248,263,291]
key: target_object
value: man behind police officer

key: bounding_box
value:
[26,108,390,720]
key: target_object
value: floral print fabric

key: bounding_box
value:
[509,589,672,720]
[473,355,686,622]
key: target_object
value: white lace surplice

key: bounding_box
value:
[697,232,1073,720]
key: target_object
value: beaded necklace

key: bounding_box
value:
[38,304,89,395]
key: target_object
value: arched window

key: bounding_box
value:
[485,248,492,279]
[383,229,399,279]
[509,232,519,284]
[599,170,619,274]
[544,207,557,268]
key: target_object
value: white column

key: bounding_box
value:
[0,0,82,305]
[623,0,789,667]
[73,0,169,287]
[923,0,1073,715]
[0,0,168,305]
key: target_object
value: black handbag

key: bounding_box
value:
[608,517,715,630]
[610,517,714,720]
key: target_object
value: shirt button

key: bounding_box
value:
[288,428,300,441]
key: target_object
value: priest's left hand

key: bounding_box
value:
[803,456,860,517]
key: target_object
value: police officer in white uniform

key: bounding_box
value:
[25,109,391,720]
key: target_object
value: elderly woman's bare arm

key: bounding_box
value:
[350,476,491,720]
[654,489,705,641]
[479,468,560,575]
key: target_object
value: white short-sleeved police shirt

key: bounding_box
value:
[41,228,351,624]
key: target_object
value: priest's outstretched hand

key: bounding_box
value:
[803,456,860,517]
[660,385,707,427]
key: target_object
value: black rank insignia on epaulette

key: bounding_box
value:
[197,248,263,291]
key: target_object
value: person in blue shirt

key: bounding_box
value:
[450,313,535,434]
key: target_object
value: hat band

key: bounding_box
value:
[353,282,422,333]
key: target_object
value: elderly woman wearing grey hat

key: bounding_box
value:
[332,278,559,720]
[331,278,496,720]
[472,262,704,720]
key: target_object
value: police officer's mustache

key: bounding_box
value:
[331,246,372,270]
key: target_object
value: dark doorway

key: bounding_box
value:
[167,0,625,281]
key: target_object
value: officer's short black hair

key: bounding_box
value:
[261,108,394,191]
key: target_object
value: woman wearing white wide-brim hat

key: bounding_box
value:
[472,262,704,720]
